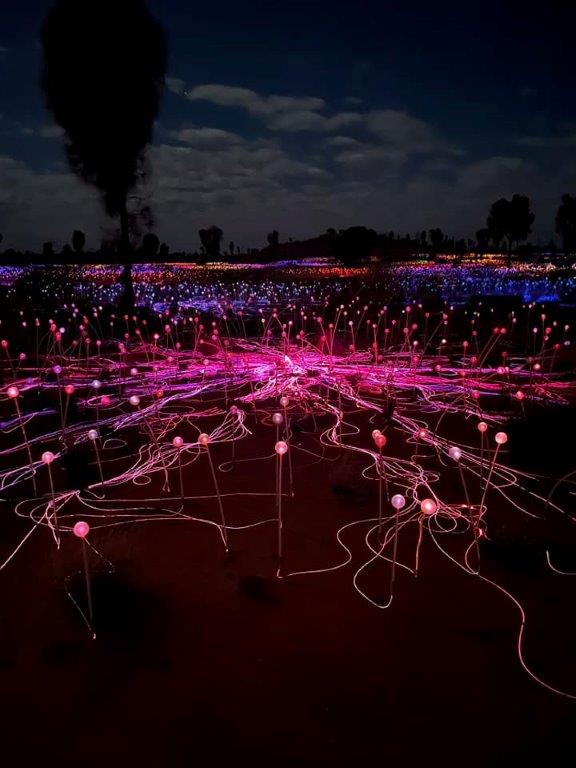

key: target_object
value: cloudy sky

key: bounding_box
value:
[1,0,576,251]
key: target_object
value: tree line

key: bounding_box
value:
[2,192,576,266]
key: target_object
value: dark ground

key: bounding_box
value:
[2,402,576,768]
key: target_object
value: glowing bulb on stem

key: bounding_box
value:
[448,446,462,461]
[73,521,90,538]
[199,434,227,550]
[420,498,437,515]
[73,520,94,629]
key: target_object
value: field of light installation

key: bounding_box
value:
[2,259,576,764]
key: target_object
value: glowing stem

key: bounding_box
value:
[81,539,94,624]
[277,453,284,577]
[13,398,37,494]
[205,445,228,551]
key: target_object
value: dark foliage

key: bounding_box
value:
[41,0,167,304]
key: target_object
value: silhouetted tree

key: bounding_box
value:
[41,0,167,307]
[159,242,169,260]
[555,194,576,255]
[62,243,73,259]
[42,242,54,259]
[455,238,467,257]
[229,241,235,257]
[332,226,378,265]
[72,229,86,255]
[486,194,534,265]
[126,201,155,252]
[198,226,223,261]
[141,232,159,259]
[267,230,280,260]
[475,227,491,256]
[428,228,445,258]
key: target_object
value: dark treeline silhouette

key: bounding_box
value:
[486,194,534,265]
[198,226,224,262]
[2,193,576,267]
[41,0,166,306]
[556,194,576,254]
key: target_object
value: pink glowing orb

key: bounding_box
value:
[371,429,382,440]
[7,386,19,399]
[100,395,111,406]
[515,390,525,400]
[495,431,508,445]
[448,446,462,461]
[199,433,211,446]
[280,396,289,408]
[391,494,406,510]
[129,395,140,407]
[275,440,288,456]
[73,521,90,539]
[64,384,75,396]
[172,436,184,449]
[477,421,488,433]
[53,365,62,375]
[130,367,139,376]
[272,412,283,425]
[88,429,98,441]
[374,434,387,449]
[229,405,238,415]
[92,379,101,389]
[418,429,428,440]
[41,451,55,465]
[420,498,437,515]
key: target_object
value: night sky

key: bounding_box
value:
[1,0,575,251]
